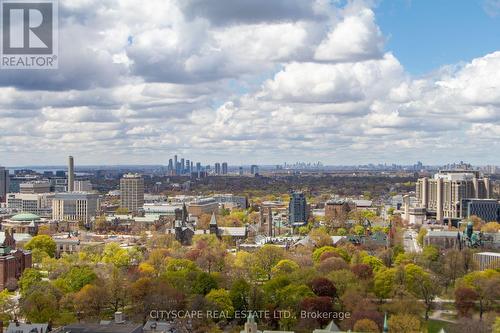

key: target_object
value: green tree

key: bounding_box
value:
[352,225,365,236]
[102,242,131,268]
[256,245,285,280]
[312,246,349,263]
[205,289,234,318]
[374,268,397,299]
[277,283,314,310]
[361,255,385,272]
[336,228,347,236]
[25,235,56,258]
[163,258,200,293]
[458,269,500,319]
[272,259,299,276]
[0,289,16,321]
[493,317,500,333]
[404,264,439,320]
[20,281,60,323]
[309,228,332,247]
[421,245,439,263]
[56,266,97,292]
[19,268,43,295]
[416,228,427,246]
[192,272,218,295]
[229,278,250,314]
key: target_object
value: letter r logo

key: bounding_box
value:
[2,1,53,54]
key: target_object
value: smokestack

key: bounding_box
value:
[268,208,273,237]
[68,156,74,192]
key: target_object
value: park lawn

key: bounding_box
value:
[427,319,451,333]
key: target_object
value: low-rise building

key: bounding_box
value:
[325,199,353,220]
[188,197,218,217]
[474,252,500,270]
[6,322,49,333]
[213,194,248,209]
[1,213,45,235]
[424,230,461,249]
[19,181,51,194]
[6,192,54,217]
[53,235,81,258]
[74,180,93,192]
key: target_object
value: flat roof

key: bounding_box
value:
[476,252,500,257]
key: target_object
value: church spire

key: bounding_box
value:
[383,312,389,332]
[210,212,218,226]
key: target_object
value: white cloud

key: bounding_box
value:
[0,0,499,165]
[314,8,384,62]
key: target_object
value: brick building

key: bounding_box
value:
[0,229,32,290]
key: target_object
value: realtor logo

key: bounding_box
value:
[1,0,58,69]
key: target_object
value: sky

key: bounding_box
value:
[0,0,499,166]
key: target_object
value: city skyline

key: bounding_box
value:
[1,0,500,165]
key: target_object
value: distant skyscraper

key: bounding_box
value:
[186,159,190,173]
[288,191,308,226]
[168,159,173,173]
[0,167,9,201]
[251,165,259,175]
[174,155,178,174]
[239,167,243,176]
[196,162,201,172]
[120,173,144,213]
[67,156,75,192]
[215,163,221,175]
[222,162,228,175]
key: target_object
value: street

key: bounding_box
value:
[403,228,422,253]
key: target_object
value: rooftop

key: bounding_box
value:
[6,322,48,333]
[10,213,41,221]
[61,322,143,333]
[476,252,500,257]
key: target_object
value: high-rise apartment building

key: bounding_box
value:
[222,162,228,175]
[120,173,144,213]
[52,192,99,223]
[0,167,10,201]
[288,191,308,226]
[67,156,75,192]
[416,170,491,222]
[215,163,221,175]
[250,165,259,175]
